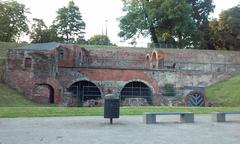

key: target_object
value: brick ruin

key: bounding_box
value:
[4,42,240,106]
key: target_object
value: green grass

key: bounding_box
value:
[0,83,49,107]
[206,74,240,107]
[0,106,239,118]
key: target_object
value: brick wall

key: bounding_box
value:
[4,44,240,106]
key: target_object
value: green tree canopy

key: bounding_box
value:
[30,18,48,43]
[0,0,29,42]
[53,1,85,43]
[119,0,157,45]
[208,5,240,50]
[119,0,202,48]
[187,0,215,49]
[30,19,63,43]
[88,35,113,45]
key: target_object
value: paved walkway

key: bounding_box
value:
[0,115,240,144]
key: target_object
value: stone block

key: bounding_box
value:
[143,114,156,124]
[212,112,226,122]
[180,113,194,123]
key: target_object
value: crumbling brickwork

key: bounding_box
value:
[4,42,240,106]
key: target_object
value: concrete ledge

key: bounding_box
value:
[180,113,194,123]
[143,112,194,124]
[143,114,156,124]
[212,112,240,122]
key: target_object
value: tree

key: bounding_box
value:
[88,35,112,45]
[207,5,240,50]
[53,1,85,43]
[0,0,29,42]
[30,18,49,43]
[217,5,240,50]
[119,0,158,46]
[30,19,63,43]
[47,25,64,42]
[188,0,214,30]
[187,0,215,49]
[206,18,219,50]
[119,0,200,48]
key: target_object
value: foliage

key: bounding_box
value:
[88,35,113,45]
[163,83,176,97]
[119,0,202,48]
[53,1,85,43]
[187,0,215,48]
[48,25,64,42]
[207,5,240,50]
[0,0,29,42]
[206,74,240,107]
[207,18,220,50]
[30,18,49,43]
[119,0,150,41]
[218,5,240,50]
[30,19,63,43]
[0,83,43,107]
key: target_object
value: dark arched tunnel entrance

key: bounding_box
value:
[120,81,152,105]
[68,80,101,106]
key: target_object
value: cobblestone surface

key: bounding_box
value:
[0,115,240,144]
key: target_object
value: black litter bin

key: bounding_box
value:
[104,94,120,124]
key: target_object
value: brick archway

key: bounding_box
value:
[67,80,102,106]
[120,80,153,105]
[32,84,54,104]
[151,50,158,69]
[145,54,151,69]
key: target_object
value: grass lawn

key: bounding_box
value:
[0,106,239,118]
[206,74,240,107]
[0,83,52,107]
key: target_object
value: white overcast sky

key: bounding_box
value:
[13,0,240,46]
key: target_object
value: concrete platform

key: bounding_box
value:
[0,115,240,144]
[143,112,194,124]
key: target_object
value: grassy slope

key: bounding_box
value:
[0,83,44,107]
[206,74,240,107]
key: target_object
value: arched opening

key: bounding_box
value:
[48,85,54,104]
[145,55,151,69]
[120,81,152,105]
[67,80,102,106]
[32,84,54,104]
[152,52,158,69]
